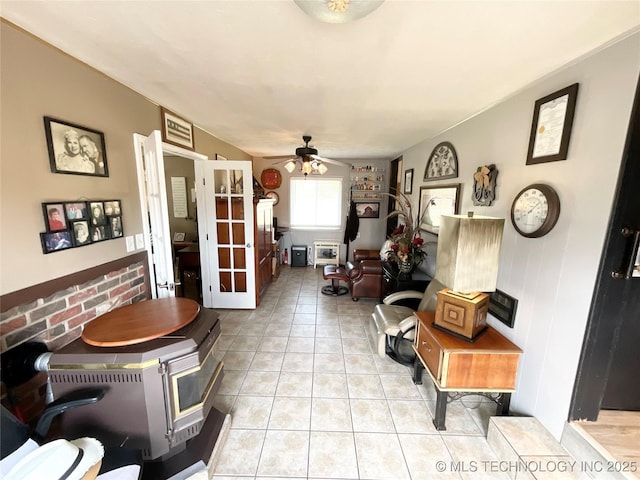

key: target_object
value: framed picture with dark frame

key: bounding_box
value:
[355,202,380,218]
[526,83,579,165]
[64,202,88,221]
[44,117,108,177]
[403,169,414,194]
[40,231,73,254]
[88,201,107,227]
[108,216,124,238]
[42,203,68,232]
[103,200,121,216]
[423,142,458,182]
[71,220,91,246]
[161,107,194,151]
[418,183,461,234]
[90,225,110,242]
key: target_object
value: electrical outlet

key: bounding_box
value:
[135,233,144,249]
[126,236,135,252]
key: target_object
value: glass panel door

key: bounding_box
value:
[196,161,255,309]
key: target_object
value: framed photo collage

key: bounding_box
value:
[40,200,123,254]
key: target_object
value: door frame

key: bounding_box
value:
[134,132,207,299]
[569,75,640,419]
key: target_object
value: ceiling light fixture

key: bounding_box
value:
[294,0,384,24]
[283,157,330,176]
[284,160,297,173]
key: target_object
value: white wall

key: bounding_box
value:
[252,158,391,264]
[400,32,640,439]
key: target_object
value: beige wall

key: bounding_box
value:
[193,127,251,162]
[164,155,198,242]
[0,21,247,295]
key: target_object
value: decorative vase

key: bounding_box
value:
[399,260,414,275]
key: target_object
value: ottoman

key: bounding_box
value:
[321,265,350,296]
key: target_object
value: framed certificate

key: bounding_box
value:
[526,83,579,165]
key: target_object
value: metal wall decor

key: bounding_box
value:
[471,164,498,206]
[423,142,458,182]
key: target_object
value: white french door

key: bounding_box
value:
[134,131,207,299]
[134,131,175,298]
[196,160,256,309]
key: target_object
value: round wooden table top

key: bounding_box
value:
[82,297,201,347]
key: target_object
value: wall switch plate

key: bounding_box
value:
[135,233,144,249]
[126,236,135,252]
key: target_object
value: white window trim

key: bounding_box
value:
[290,177,343,230]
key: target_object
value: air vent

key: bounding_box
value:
[171,423,201,445]
[50,372,143,385]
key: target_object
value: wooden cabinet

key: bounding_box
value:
[412,311,522,430]
[254,198,275,304]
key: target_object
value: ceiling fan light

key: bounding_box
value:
[284,160,297,173]
[317,163,328,174]
[302,160,313,175]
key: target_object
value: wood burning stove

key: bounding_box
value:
[46,305,225,464]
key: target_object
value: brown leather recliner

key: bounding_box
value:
[345,249,383,301]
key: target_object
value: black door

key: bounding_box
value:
[386,156,402,237]
[570,75,640,418]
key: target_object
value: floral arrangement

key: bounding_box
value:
[384,192,428,271]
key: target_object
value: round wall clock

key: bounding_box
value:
[511,183,561,238]
[261,168,282,189]
[265,191,280,205]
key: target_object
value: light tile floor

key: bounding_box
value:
[211,266,511,479]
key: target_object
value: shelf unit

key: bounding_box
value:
[313,240,340,268]
[350,165,385,200]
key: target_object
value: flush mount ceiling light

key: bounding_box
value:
[294,0,385,23]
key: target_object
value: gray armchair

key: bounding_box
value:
[368,278,447,366]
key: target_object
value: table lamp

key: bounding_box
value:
[433,213,505,341]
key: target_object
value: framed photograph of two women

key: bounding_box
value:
[44,116,109,177]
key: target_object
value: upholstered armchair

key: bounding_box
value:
[345,249,383,301]
[368,278,447,366]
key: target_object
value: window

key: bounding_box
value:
[290,178,342,229]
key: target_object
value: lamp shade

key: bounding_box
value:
[435,214,505,293]
[284,161,297,173]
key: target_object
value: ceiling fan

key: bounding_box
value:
[264,135,350,176]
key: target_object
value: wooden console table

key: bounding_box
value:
[412,311,522,431]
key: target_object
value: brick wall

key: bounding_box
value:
[0,258,149,421]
